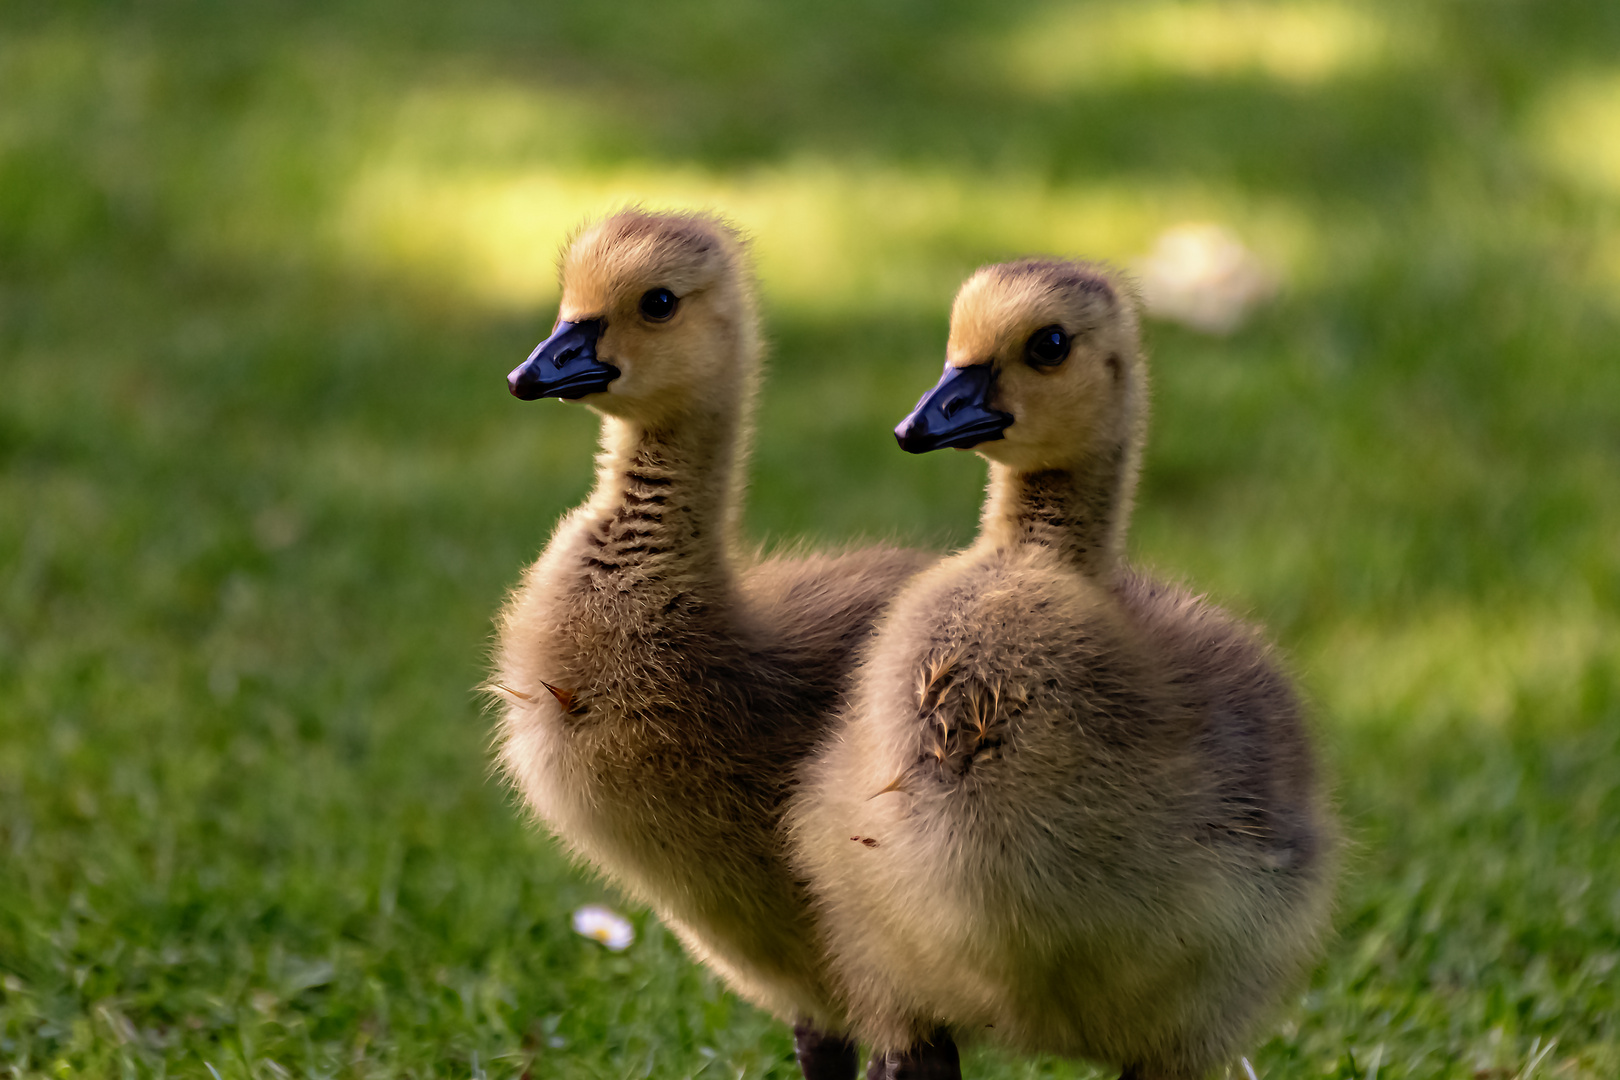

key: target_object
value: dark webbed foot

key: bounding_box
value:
[793,1020,858,1080]
[865,1029,961,1080]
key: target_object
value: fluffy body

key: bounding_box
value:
[493,210,932,1027]
[790,261,1336,1079]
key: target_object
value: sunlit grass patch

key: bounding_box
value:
[1000,0,1429,93]
[1526,69,1620,304]
[1528,68,1620,198]
[336,120,1318,316]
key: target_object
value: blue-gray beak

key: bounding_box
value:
[894,363,1013,453]
[507,320,619,400]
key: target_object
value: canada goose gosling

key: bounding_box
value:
[792,260,1335,1080]
[493,210,930,1080]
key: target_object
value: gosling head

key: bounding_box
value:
[508,209,756,428]
[895,259,1143,473]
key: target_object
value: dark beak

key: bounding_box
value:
[507,319,619,400]
[894,363,1013,453]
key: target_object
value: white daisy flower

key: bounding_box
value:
[572,904,635,951]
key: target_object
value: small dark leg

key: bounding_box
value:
[865,1029,961,1080]
[1119,1065,1189,1080]
[793,1019,858,1080]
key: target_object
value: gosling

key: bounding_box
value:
[491,209,932,1080]
[789,259,1336,1080]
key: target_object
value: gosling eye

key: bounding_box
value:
[1025,325,1070,368]
[638,287,679,322]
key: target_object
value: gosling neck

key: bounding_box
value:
[977,440,1139,579]
[581,396,752,588]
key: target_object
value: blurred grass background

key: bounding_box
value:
[3,0,1619,1076]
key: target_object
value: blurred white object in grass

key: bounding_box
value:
[571,904,634,951]
[1135,223,1279,334]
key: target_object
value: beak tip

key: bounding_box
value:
[894,418,927,454]
[507,366,534,399]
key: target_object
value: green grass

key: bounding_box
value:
[3,0,1619,1076]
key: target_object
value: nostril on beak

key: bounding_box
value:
[942,396,962,419]
[553,346,577,370]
